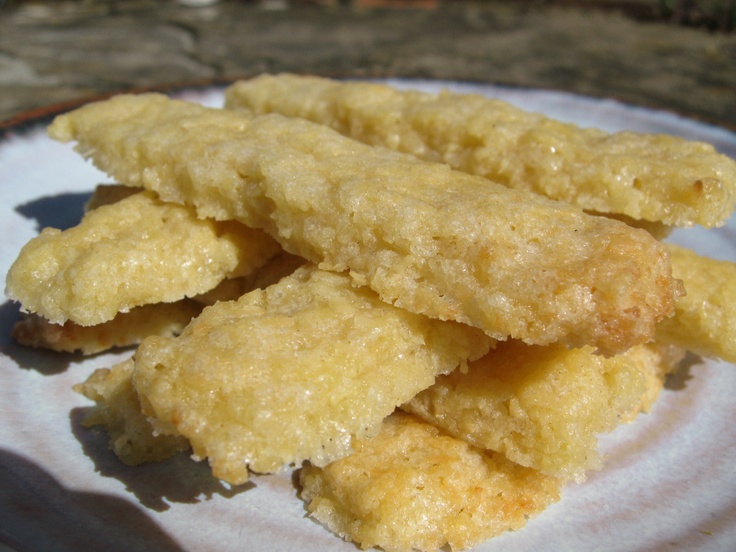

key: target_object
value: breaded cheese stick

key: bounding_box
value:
[74,252,308,461]
[131,266,493,485]
[12,251,304,355]
[225,74,736,228]
[5,190,281,326]
[48,94,681,354]
[403,340,683,481]
[656,244,736,363]
[299,412,562,552]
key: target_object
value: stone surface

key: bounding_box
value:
[0,0,735,128]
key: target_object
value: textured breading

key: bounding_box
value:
[624,343,686,423]
[656,243,736,363]
[11,251,302,355]
[48,93,682,354]
[72,252,309,462]
[403,341,682,481]
[225,74,736,228]
[11,300,201,355]
[5,190,281,325]
[131,265,493,485]
[299,412,562,552]
[190,251,305,306]
[75,359,190,465]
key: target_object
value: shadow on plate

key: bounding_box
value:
[0,448,185,552]
[70,407,254,513]
[15,191,92,231]
[664,351,701,391]
[0,300,80,375]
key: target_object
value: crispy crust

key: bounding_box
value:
[75,359,190,465]
[656,244,736,363]
[48,93,682,354]
[11,301,200,355]
[132,266,492,485]
[226,74,736,228]
[299,412,562,552]
[5,190,280,325]
[403,340,683,481]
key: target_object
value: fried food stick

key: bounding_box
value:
[13,251,305,355]
[131,266,493,485]
[48,94,681,354]
[656,244,736,363]
[225,74,736,228]
[402,340,683,482]
[5,190,281,326]
[299,412,562,552]
[74,251,308,461]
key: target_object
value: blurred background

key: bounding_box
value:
[1,0,735,127]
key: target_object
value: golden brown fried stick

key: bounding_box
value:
[403,340,684,481]
[225,74,736,228]
[299,412,562,552]
[12,251,304,355]
[5,190,280,326]
[131,265,493,485]
[656,244,736,363]
[48,93,681,354]
[74,251,308,462]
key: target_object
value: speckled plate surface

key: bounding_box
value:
[1,81,735,552]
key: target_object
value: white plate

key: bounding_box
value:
[1,81,735,552]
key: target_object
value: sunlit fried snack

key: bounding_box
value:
[131,265,493,485]
[12,250,303,355]
[403,340,683,481]
[656,244,736,363]
[73,252,310,461]
[75,359,190,465]
[20,80,730,552]
[11,300,201,355]
[48,93,682,354]
[225,74,736,228]
[299,412,562,552]
[5,190,281,326]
